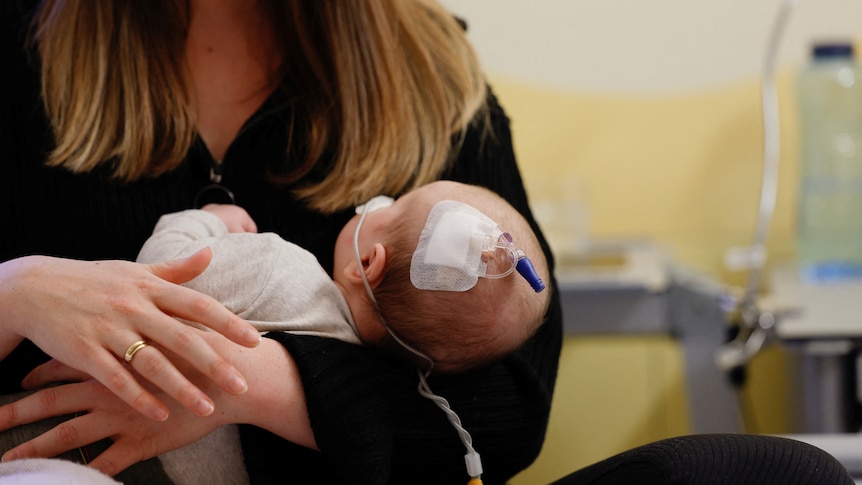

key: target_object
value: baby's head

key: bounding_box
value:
[333,180,551,373]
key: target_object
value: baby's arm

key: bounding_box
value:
[136,209,283,327]
[136,210,230,264]
[137,205,256,265]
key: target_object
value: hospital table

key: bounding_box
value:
[556,240,742,434]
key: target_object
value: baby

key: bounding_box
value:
[137,180,550,373]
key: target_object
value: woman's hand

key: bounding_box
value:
[0,336,315,477]
[0,368,228,476]
[0,249,261,421]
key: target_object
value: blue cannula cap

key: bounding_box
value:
[516,257,545,293]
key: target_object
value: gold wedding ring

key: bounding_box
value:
[124,340,148,364]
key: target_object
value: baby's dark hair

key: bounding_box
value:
[371,183,550,373]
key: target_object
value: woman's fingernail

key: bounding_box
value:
[244,328,261,346]
[227,373,248,394]
[152,406,169,422]
[3,450,18,462]
[196,398,215,417]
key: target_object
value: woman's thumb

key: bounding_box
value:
[148,247,213,284]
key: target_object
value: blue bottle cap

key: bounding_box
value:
[812,43,853,59]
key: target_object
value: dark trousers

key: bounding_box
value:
[551,434,854,485]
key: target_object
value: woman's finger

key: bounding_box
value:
[1,412,115,463]
[76,310,243,417]
[0,376,227,477]
[92,332,219,418]
[146,249,261,348]
[127,316,249,399]
[0,381,99,432]
[87,441,147,479]
[22,359,91,388]
[69,346,170,422]
[122,343,216,417]
[146,246,212,285]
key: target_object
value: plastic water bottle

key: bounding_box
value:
[796,42,862,282]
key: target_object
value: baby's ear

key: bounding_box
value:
[345,243,388,289]
[364,243,387,288]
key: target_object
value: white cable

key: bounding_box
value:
[739,0,798,321]
[417,370,484,478]
[715,0,799,373]
[353,202,483,479]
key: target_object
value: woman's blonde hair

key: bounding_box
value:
[33,0,488,212]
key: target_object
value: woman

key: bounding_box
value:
[3,2,852,485]
[0,0,562,483]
